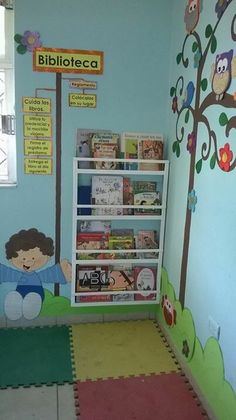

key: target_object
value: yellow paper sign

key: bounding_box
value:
[23,115,52,138]
[24,139,53,156]
[24,158,53,175]
[69,93,97,108]
[22,97,51,113]
[69,79,97,90]
[33,47,104,74]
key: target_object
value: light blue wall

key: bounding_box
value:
[0,1,171,305]
[164,0,236,391]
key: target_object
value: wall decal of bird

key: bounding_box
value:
[184,0,202,34]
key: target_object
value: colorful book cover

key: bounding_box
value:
[134,266,156,301]
[122,132,139,170]
[108,235,134,259]
[77,232,109,259]
[107,269,134,291]
[133,181,160,215]
[93,142,118,169]
[137,230,158,258]
[76,265,109,292]
[91,175,123,215]
[123,177,134,215]
[112,293,134,302]
[138,137,164,171]
[77,185,91,215]
[80,221,111,233]
[76,128,111,168]
[75,295,112,303]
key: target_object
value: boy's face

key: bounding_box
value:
[10,247,50,272]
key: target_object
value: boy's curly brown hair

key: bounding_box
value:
[5,228,54,260]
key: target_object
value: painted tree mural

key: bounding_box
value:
[170,0,236,306]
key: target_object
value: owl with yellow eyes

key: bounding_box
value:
[211,50,236,100]
[184,0,202,34]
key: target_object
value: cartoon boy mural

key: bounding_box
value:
[0,228,71,321]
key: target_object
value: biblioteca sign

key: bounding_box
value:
[33,47,104,74]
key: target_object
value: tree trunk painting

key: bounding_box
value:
[170,0,236,307]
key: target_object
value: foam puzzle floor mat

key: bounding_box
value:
[0,325,73,388]
[70,320,179,381]
[74,373,207,420]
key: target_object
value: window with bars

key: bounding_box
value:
[0,4,16,185]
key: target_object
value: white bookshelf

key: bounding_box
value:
[71,156,169,307]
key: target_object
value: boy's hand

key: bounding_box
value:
[60,259,72,281]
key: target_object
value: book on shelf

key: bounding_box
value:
[107,269,134,291]
[123,177,134,215]
[133,181,161,215]
[75,295,112,303]
[77,185,91,215]
[91,132,120,169]
[91,175,123,216]
[79,221,111,234]
[121,132,163,171]
[134,266,157,301]
[137,230,159,259]
[76,128,111,168]
[76,265,109,292]
[108,235,135,259]
[77,232,109,259]
[138,136,164,171]
[112,293,134,302]
[121,132,139,170]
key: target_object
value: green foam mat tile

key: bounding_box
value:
[0,325,73,388]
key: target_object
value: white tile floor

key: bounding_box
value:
[0,384,76,420]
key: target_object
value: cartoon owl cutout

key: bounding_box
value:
[184,0,202,34]
[211,49,236,100]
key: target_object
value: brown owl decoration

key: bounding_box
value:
[210,49,236,100]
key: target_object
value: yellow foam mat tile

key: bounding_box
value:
[71,320,178,381]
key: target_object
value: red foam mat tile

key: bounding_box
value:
[74,372,207,420]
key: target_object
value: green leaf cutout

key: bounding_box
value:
[196,159,203,174]
[172,141,177,153]
[201,79,208,91]
[210,35,217,54]
[170,87,176,97]
[14,33,22,44]
[185,109,190,124]
[192,42,198,53]
[219,112,228,126]
[205,24,213,38]
[17,44,27,54]
[210,153,216,170]
[176,53,182,65]
[176,142,180,158]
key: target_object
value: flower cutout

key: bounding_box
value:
[172,96,178,113]
[182,339,190,358]
[215,0,228,19]
[188,189,197,212]
[194,50,201,68]
[14,31,42,54]
[187,131,196,154]
[219,143,233,172]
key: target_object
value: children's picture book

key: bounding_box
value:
[133,181,160,215]
[134,266,157,301]
[77,185,91,215]
[76,295,112,303]
[107,269,134,291]
[76,265,109,292]
[76,128,111,168]
[123,177,134,215]
[121,132,139,170]
[112,293,134,302]
[108,235,134,259]
[138,136,164,171]
[121,132,163,171]
[91,175,123,215]
[79,220,111,233]
[77,232,109,259]
[137,230,159,258]
[91,132,120,169]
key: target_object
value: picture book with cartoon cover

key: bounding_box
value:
[91,175,123,215]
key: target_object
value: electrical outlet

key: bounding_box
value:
[208,316,221,340]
